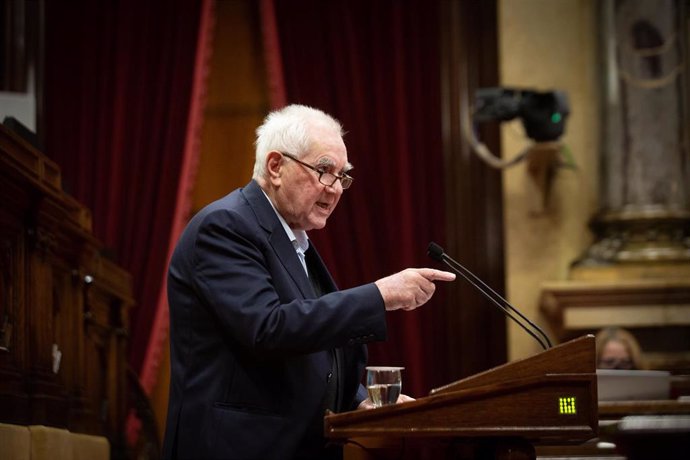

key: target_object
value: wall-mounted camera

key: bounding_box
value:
[465,87,570,168]
[474,87,569,142]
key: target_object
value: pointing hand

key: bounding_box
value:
[374,268,455,311]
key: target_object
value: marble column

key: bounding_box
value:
[577,0,690,266]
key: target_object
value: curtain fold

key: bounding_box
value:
[139,0,215,394]
[42,0,208,383]
[268,0,448,396]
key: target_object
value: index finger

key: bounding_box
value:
[416,268,456,282]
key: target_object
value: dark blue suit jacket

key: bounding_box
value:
[162,180,387,460]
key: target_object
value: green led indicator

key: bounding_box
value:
[559,397,576,414]
[551,112,562,124]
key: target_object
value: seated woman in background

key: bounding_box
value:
[595,327,645,370]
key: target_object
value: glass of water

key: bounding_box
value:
[366,366,403,408]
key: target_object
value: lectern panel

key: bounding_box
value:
[327,375,596,443]
[326,336,598,451]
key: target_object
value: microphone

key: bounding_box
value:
[428,242,552,350]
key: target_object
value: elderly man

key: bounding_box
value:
[162,104,454,460]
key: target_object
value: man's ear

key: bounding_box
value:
[266,151,284,185]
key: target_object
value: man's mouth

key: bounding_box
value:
[316,202,330,211]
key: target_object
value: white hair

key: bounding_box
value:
[252,104,344,179]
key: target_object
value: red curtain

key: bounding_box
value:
[269,0,448,397]
[42,0,208,378]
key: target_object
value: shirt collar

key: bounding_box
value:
[261,189,309,253]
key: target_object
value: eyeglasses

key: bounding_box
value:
[281,152,354,190]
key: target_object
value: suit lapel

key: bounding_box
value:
[305,244,337,293]
[270,231,314,298]
[242,181,314,298]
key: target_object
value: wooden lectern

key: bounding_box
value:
[325,335,598,459]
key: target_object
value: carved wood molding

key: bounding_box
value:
[0,124,133,448]
[539,279,690,371]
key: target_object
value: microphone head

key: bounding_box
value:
[427,242,445,262]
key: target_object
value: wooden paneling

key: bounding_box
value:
[439,0,507,380]
[0,124,133,454]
